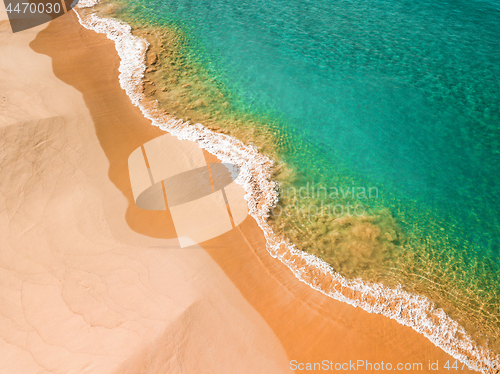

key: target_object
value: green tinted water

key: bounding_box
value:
[109,0,500,347]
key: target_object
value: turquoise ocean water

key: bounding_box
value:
[114,0,500,344]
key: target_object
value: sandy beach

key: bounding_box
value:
[0,3,476,373]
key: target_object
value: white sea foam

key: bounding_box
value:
[74,3,499,372]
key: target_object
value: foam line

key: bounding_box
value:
[74,2,499,372]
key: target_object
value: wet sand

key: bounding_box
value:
[0,4,475,373]
[0,6,290,373]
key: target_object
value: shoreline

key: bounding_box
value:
[73,1,499,372]
[3,1,486,371]
[1,1,486,371]
[116,0,500,352]
[1,5,292,372]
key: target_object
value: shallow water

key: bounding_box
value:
[111,0,500,348]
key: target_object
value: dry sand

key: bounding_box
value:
[0,6,290,374]
[0,4,475,374]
